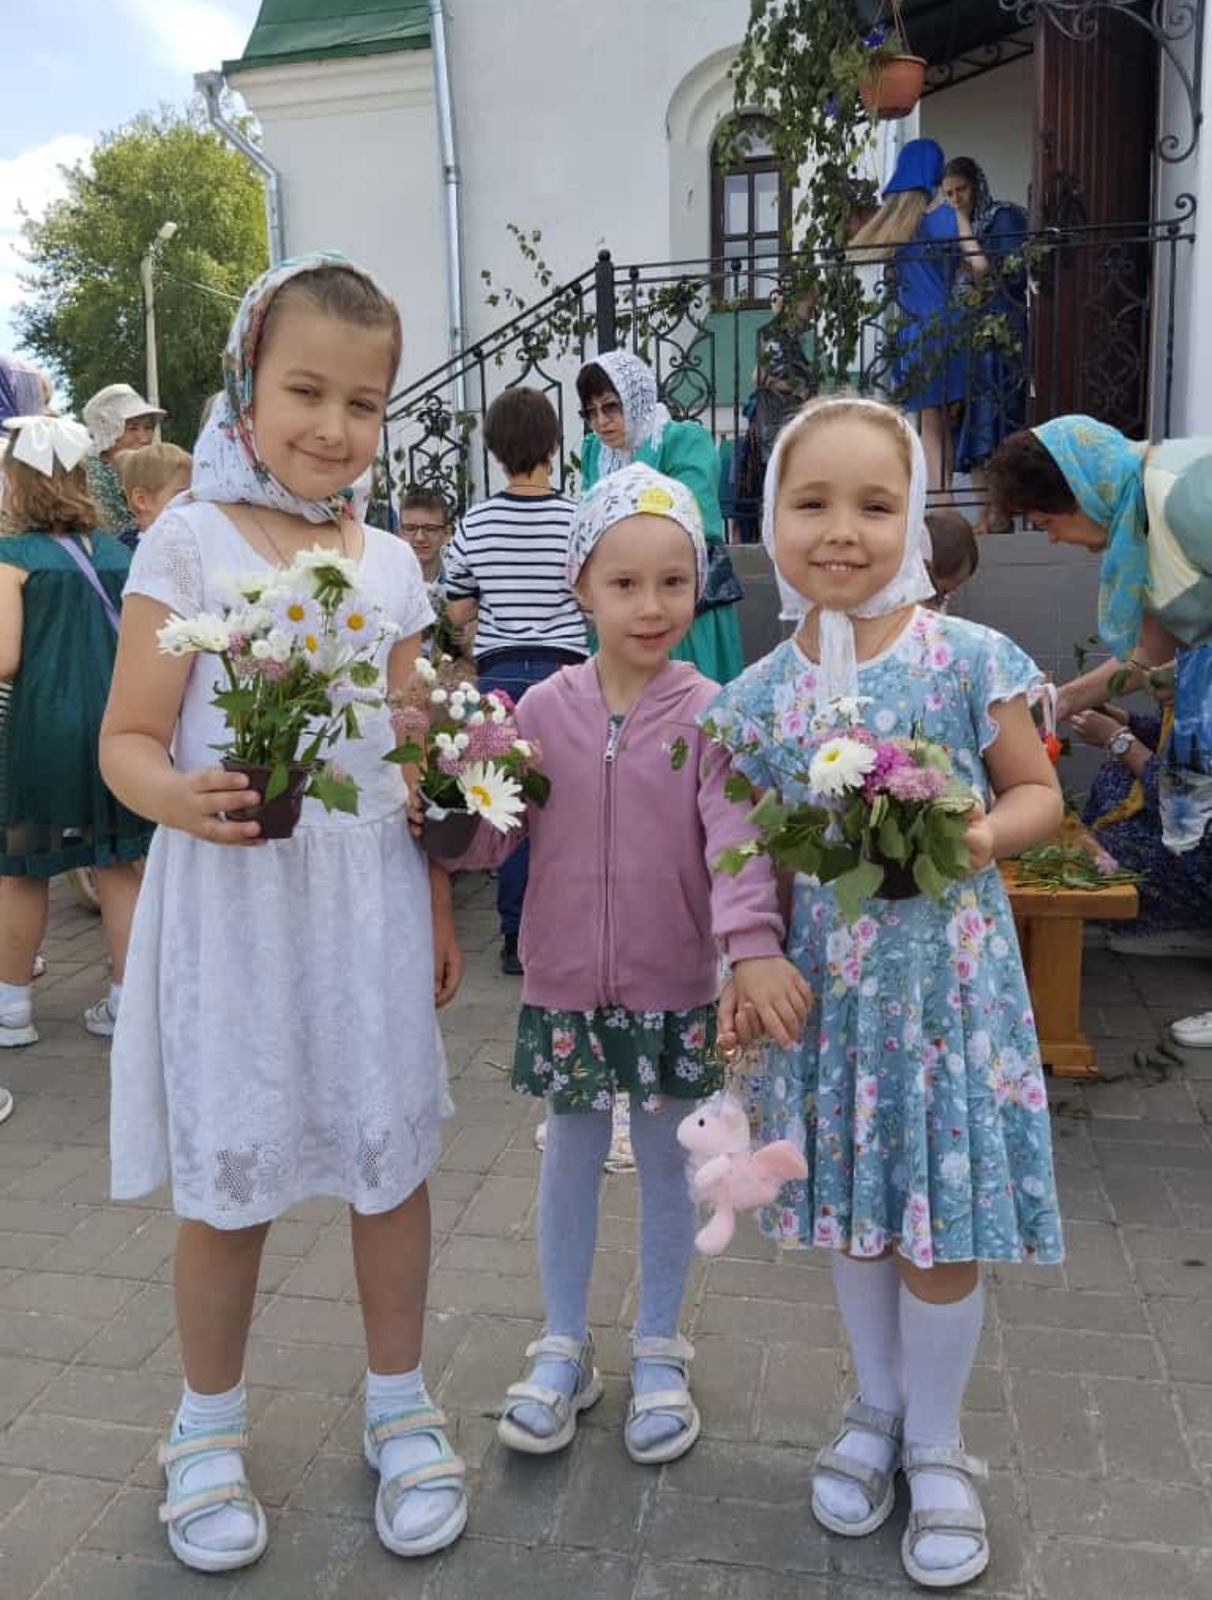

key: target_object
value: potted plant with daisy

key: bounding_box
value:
[387,655,550,857]
[156,547,399,839]
[705,696,977,922]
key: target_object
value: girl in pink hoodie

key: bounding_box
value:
[442,463,810,1467]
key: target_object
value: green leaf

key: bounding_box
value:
[669,736,689,772]
[384,741,425,766]
[348,661,381,688]
[521,769,551,806]
[716,843,762,876]
[724,772,755,804]
[913,853,950,901]
[213,688,257,718]
[877,813,907,863]
[833,858,884,922]
[308,769,359,816]
[263,762,289,804]
[749,787,791,833]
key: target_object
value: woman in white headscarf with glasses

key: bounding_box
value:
[577,350,745,683]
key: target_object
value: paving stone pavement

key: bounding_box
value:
[1,878,1211,1598]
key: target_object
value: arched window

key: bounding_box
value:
[711,116,790,306]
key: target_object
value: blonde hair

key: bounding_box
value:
[116,441,192,500]
[847,190,931,264]
[261,265,403,385]
[775,394,914,489]
[0,434,98,535]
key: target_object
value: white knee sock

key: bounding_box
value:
[366,1366,461,1544]
[901,1280,986,1572]
[172,1380,258,1554]
[814,1253,903,1525]
[0,980,31,1023]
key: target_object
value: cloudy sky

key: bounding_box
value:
[1,0,264,361]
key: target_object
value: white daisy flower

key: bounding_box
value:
[458,762,525,832]
[808,736,877,798]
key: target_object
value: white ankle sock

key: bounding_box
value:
[0,981,31,1022]
[815,1254,903,1525]
[109,981,123,1012]
[366,1366,461,1546]
[172,1380,258,1554]
[901,1280,986,1573]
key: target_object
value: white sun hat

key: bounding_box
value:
[82,383,166,452]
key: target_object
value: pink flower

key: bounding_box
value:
[955,951,977,983]
[484,688,515,714]
[1022,1073,1048,1113]
[930,642,953,669]
[552,1027,576,1061]
[251,656,290,681]
[391,706,430,743]
[681,1020,708,1051]
[1092,846,1120,875]
[863,741,914,798]
[884,764,948,803]
[856,1074,879,1110]
[840,956,863,987]
[462,720,518,762]
[814,1215,842,1249]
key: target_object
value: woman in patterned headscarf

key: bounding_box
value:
[576,350,744,683]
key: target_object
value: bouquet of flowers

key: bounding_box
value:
[387,655,550,856]
[157,547,397,838]
[710,698,977,922]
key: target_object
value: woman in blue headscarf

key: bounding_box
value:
[850,139,988,492]
[989,416,1212,1046]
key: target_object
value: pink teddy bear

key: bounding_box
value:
[677,1092,808,1255]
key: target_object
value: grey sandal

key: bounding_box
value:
[496,1332,603,1455]
[625,1334,700,1465]
[811,1398,904,1537]
[900,1443,990,1589]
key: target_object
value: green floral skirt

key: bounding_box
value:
[514,1003,722,1113]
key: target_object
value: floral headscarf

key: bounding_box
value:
[191,252,392,525]
[581,350,672,476]
[762,397,934,708]
[568,462,706,593]
[1032,416,1149,660]
[0,359,46,426]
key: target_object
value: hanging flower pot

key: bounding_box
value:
[859,54,928,120]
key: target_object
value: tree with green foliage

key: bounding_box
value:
[16,107,267,445]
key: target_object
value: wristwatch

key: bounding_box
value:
[1107,728,1135,759]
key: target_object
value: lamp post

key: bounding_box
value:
[140,221,178,425]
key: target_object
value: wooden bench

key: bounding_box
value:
[1000,861,1138,1080]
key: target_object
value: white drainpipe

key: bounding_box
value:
[427,0,467,412]
[195,70,286,266]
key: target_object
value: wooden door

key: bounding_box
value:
[1031,6,1158,435]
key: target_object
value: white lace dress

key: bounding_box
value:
[109,502,453,1228]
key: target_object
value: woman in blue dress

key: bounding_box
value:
[943,158,1029,528]
[850,140,985,494]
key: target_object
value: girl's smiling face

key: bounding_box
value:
[575,513,698,670]
[774,416,911,611]
[251,301,393,500]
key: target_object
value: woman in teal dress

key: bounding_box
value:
[577,350,745,682]
[0,416,151,1053]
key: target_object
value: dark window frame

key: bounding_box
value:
[710,116,791,308]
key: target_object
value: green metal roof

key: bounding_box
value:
[226,0,430,73]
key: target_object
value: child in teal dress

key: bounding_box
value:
[706,396,1064,1590]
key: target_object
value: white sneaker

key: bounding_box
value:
[0,1008,37,1048]
[83,997,117,1038]
[32,954,45,979]
[1171,1011,1212,1049]
[0,1085,13,1124]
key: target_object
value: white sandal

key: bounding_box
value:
[158,1425,268,1574]
[625,1334,701,1465]
[900,1443,990,1590]
[496,1332,603,1455]
[811,1398,904,1537]
[363,1401,468,1558]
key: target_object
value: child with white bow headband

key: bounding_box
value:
[705,395,1065,1588]
[0,414,152,1078]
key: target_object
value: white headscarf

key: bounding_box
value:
[762,396,934,707]
[567,462,707,592]
[191,252,386,525]
[581,350,672,476]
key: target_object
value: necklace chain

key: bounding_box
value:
[246,505,348,569]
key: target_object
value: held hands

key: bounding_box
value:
[164,767,263,846]
[718,956,813,1053]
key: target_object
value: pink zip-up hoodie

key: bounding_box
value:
[450,658,785,1012]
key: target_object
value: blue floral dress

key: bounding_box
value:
[704,609,1063,1266]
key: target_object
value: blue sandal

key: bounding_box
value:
[363,1401,468,1558]
[158,1424,268,1574]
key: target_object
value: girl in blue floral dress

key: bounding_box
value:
[706,396,1064,1590]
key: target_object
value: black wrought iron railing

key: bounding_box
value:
[378,206,1196,532]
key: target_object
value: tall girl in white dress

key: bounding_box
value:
[101,255,467,1572]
